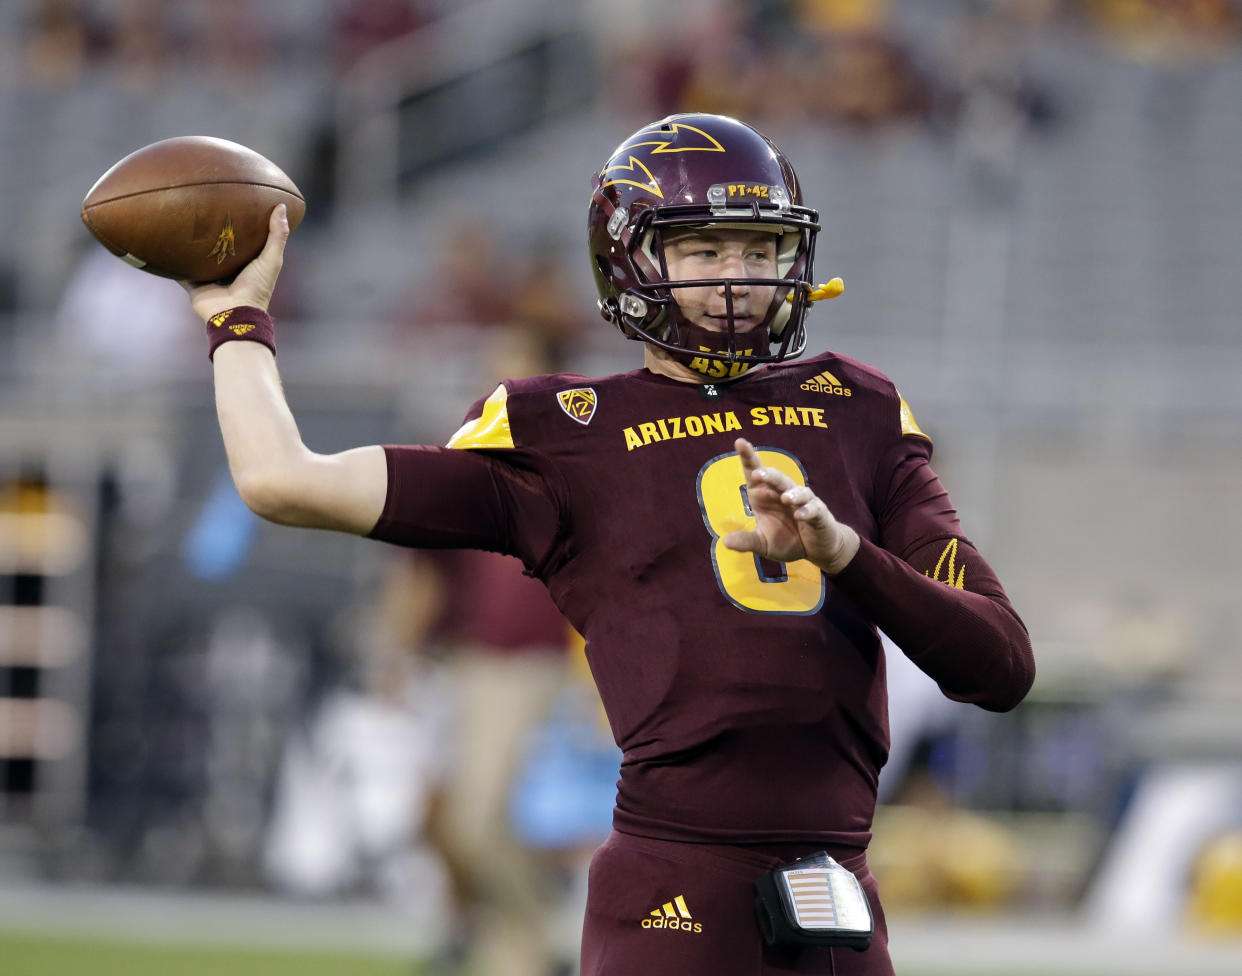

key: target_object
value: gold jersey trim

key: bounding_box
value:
[446,384,514,450]
[898,395,929,440]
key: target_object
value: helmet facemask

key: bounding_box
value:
[622,211,814,379]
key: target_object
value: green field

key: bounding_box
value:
[0,929,996,976]
[0,930,419,976]
[4,920,1239,976]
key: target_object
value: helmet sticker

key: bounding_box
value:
[707,183,792,215]
[601,122,727,197]
[602,153,663,198]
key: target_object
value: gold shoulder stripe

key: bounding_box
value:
[898,395,929,440]
[446,384,514,450]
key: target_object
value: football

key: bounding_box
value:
[80,136,305,282]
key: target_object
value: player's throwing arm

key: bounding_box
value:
[188,206,388,535]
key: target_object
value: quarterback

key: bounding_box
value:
[187,114,1034,975]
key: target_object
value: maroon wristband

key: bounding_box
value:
[206,306,276,360]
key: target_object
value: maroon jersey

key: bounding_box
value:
[370,352,1034,850]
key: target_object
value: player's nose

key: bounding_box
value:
[716,256,751,295]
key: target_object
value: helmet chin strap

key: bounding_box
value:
[667,320,772,379]
[659,280,776,379]
[632,278,845,380]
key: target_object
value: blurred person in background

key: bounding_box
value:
[177,113,1034,975]
[608,0,935,130]
[376,546,572,976]
[331,0,431,71]
[1078,0,1241,64]
[20,0,106,90]
[372,324,578,976]
[393,216,524,339]
[107,0,177,91]
[53,243,199,388]
[788,0,934,129]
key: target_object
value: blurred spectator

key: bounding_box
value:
[393,216,518,338]
[183,0,278,88]
[50,245,200,391]
[108,0,178,91]
[1188,828,1242,934]
[794,0,893,34]
[331,0,430,70]
[602,0,937,130]
[508,247,585,374]
[941,0,1062,204]
[671,1,772,119]
[19,0,106,90]
[871,766,1027,913]
[787,0,937,129]
[592,0,773,117]
[803,29,934,129]
[390,217,583,372]
[262,643,446,908]
[385,547,572,976]
[365,323,583,975]
[435,329,574,975]
[1079,0,1241,65]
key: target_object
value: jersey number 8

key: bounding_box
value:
[697,449,826,615]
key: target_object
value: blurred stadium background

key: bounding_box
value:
[2,0,1242,973]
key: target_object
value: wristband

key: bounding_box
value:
[206,306,276,360]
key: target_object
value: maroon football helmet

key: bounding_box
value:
[589,114,820,377]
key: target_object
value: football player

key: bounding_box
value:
[187,114,1034,976]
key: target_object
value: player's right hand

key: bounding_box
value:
[183,204,289,323]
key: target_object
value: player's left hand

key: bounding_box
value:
[722,438,860,575]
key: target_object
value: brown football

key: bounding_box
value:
[81,136,305,282]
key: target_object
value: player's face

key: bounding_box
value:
[662,228,779,332]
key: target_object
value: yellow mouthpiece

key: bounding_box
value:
[787,278,845,303]
[809,278,844,301]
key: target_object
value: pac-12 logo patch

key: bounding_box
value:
[557,388,597,425]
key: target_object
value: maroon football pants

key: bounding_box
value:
[580,831,893,976]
